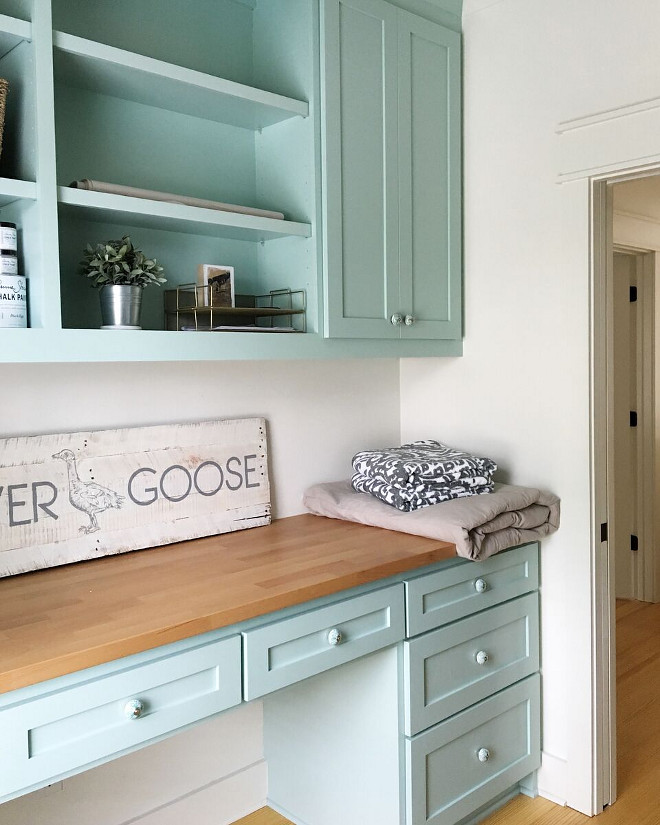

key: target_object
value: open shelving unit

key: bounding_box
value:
[0,0,464,362]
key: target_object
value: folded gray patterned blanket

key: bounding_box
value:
[303,480,560,561]
[352,440,497,511]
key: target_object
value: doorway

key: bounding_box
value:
[593,172,660,812]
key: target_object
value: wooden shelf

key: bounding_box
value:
[0,177,36,206]
[58,187,312,242]
[0,14,31,60]
[52,32,309,130]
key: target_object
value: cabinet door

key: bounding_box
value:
[397,11,462,339]
[321,0,400,338]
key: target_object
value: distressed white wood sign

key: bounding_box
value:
[0,418,270,577]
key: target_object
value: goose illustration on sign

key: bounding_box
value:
[52,449,124,534]
[0,418,271,578]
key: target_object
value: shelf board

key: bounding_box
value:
[58,186,312,242]
[0,328,464,363]
[0,177,36,206]
[0,14,31,60]
[52,32,308,130]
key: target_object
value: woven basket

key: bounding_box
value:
[0,79,9,161]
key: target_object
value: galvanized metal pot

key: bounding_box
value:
[99,284,143,329]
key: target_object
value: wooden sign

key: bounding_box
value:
[0,418,270,577]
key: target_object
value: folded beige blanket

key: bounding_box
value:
[303,480,560,561]
[69,179,285,221]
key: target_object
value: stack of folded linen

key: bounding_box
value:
[351,440,497,512]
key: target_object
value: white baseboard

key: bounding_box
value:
[536,750,568,806]
[131,760,268,825]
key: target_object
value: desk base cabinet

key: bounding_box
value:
[0,543,541,824]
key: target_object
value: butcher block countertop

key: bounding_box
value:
[0,514,456,694]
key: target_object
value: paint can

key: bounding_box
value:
[0,249,17,274]
[0,273,27,327]
[0,221,17,252]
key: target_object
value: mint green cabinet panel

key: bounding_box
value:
[322,0,400,338]
[405,675,541,825]
[403,593,539,736]
[322,0,462,341]
[398,12,461,339]
[405,544,539,637]
[243,583,405,699]
[0,635,242,800]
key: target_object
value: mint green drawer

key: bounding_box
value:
[243,584,405,700]
[403,593,539,736]
[405,544,538,637]
[405,675,540,825]
[0,635,242,800]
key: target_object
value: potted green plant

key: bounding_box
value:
[80,235,166,329]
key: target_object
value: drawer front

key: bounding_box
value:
[0,635,242,799]
[405,675,540,825]
[243,583,405,700]
[403,593,539,735]
[406,543,538,636]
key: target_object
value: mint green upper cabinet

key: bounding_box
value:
[321,0,462,340]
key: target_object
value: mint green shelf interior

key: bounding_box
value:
[0,13,30,59]
[0,177,36,206]
[52,32,309,131]
[57,187,312,242]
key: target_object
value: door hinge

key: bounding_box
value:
[630,285,638,302]
[630,410,638,427]
[631,534,639,552]
[601,522,608,542]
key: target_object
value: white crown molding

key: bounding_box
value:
[557,95,660,135]
[614,208,660,228]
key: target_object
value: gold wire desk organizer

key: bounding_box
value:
[165,286,306,333]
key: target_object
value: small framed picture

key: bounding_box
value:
[197,264,235,307]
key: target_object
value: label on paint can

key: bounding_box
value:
[0,274,27,327]
[0,251,18,274]
[0,222,17,252]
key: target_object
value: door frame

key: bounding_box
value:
[591,171,658,812]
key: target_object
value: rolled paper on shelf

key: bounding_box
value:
[69,179,285,221]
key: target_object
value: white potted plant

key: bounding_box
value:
[80,235,166,329]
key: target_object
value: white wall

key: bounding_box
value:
[401,0,660,814]
[0,358,401,825]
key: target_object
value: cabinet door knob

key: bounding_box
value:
[124,698,145,720]
[474,578,488,593]
[475,650,489,665]
[477,747,491,763]
[327,628,343,646]
[390,313,403,326]
[404,314,415,326]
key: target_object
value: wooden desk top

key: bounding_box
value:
[0,514,456,693]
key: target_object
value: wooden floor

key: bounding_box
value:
[236,600,660,825]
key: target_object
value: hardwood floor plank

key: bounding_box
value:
[233,807,292,825]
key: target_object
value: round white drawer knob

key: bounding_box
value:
[404,314,415,326]
[477,747,491,763]
[390,313,403,326]
[327,628,343,646]
[124,698,144,720]
[475,650,489,665]
[474,578,488,593]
